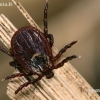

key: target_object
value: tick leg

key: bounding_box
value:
[55,55,79,69]
[43,1,54,47]
[54,40,78,61]
[0,46,12,57]
[9,61,20,68]
[15,76,42,94]
[43,0,48,37]
[2,72,34,81]
[47,34,54,47]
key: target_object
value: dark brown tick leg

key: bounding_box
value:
[55,55,80,69]
[43,0,48,37]
[0,46,12,57]
[15,76,42,94]
[2,72,34,81]
[43,0,54,46]
[9,61,19,68]
[2,73,33,81]
[54,40,78,61]
[47,34,54,47]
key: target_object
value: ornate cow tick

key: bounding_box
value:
[0,0,79,94]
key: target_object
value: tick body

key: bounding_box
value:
[0,0,79,94]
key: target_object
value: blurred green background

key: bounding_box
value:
[0,0,100,99]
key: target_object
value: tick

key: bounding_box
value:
[0,0,79,94]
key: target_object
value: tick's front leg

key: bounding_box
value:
[55,55,80,69]
[2,72,34,81]
[15,76,43,94]
[54,40,78,61]
[0,46,12,57]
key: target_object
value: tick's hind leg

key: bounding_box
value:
[2,72,34,81]
[0,46,12,57]
[54,40,78,61]
[43,1,54,47]
[47,34,54,47]
[43,0,48,37]
[15,76,42,94]
[55,55,80,69]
